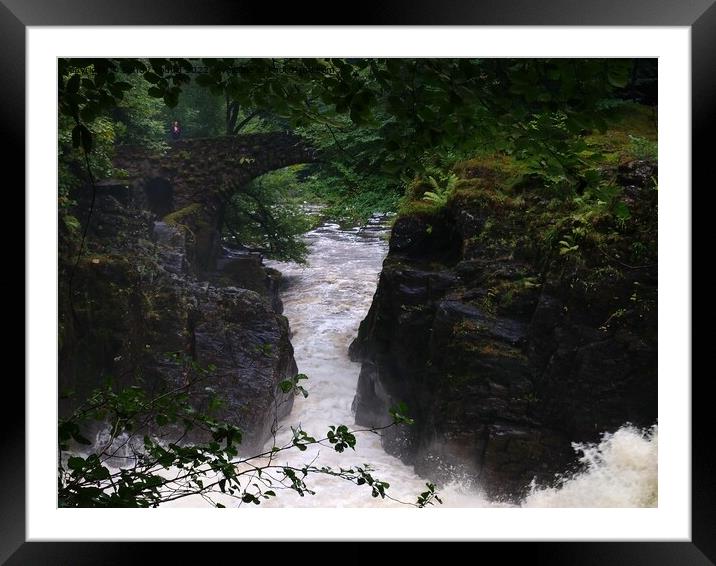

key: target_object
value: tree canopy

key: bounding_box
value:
[59,57,656,254]
[59,58,650,180]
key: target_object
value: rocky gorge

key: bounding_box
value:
[58,149,658,501]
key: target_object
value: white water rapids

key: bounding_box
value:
[163,216,657,508]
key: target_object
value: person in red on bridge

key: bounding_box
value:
[170,120,182,140]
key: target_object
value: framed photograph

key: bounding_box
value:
[8,0,711,562]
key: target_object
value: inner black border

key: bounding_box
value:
[6,1,712,563]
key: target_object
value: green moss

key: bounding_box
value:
[470,341,526,359]
[450,181,526,212]
[604,102,657,140]
[163,203,203,225]
[397,102,656,282]
[396,198,443,218]
[173,149,192,161]
[397,154,531,220]
[493,276,541,307]
[583,102,657,165]
[453,153,529,184]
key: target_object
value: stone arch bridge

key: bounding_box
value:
[113,132,317,271]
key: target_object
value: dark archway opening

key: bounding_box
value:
[145,177,174,217]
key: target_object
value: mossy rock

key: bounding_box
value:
[453,152,529,185]
[163,203,203,225]
[396,199,444,219]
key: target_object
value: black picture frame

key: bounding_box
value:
[6,1,711,563]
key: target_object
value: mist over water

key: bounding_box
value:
[164,217,657,508]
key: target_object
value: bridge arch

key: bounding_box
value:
[113,132,317,271]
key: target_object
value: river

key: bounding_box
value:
[164,215,657,508]
[261,215,445,507]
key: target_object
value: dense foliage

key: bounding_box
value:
[220,167,316,263]
[58,58,656,238]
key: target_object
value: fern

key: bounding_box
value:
[423,191,449,206]
[422,173,458,207]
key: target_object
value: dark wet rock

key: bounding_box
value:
[59,181,297,454]
[436,300,529,346]
[617,159,657,188]
[210,254,284,314]
[388,213,462,264]
[187,285,296,452]
[351,163,658,499]
[95,180,132,205]
[152,221,188,275]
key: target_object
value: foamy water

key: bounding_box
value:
[159,216,657,508]
[522,424,658,508]
[257,217,433,507]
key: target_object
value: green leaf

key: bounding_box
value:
[67,456,85,470]
[88,466,111,481]
[195,74,214,87]
[389,402,415,425]
[582,169,601,187]
[607,66,630,88]
[143,71,162,84]
[79,105,98,123]
[163,90,179,108]
[592,115,608,133]
[613,201,631,221]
